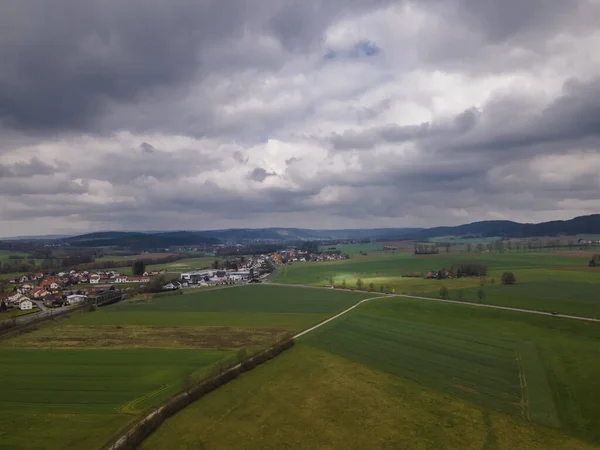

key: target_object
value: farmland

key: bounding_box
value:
[274,250,600,317]
[141,297,600,449]
[0,285,370,450]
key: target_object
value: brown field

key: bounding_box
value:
[552,250,598,258]
[137,252,180,260]
[4,325,288,349]
[553,266,600,272]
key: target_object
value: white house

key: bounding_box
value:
[8,293,27,304]
[66,294,88,305]
[19,299,34,310]
[163,282,179,290]
[89,276,101,284]
[114,276,128,283]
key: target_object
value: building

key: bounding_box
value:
[19,299,34,310]
[66,294,88,305]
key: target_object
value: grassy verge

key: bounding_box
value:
[140,345,596,450]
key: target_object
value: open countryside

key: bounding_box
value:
[0,285,371,450]
[142,297,600,450]
[1,220,600,449]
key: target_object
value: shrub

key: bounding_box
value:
[501,272,516,285]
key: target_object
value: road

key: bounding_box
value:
[13,302,74,324]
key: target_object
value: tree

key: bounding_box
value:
[476,243,484,253]
[590,258,598,267]
[132,260,146,276]
[439,285,449,299]
[0,300,7,312]
[368,282,375,291]
[501,272,516,285]
[342,279,346,288]
[466,243,472,252]
[490,278,496,285]
[356,277,364,289]
[236,348,248,362]
[379,285,384,293]
[182,372,194,395]
[211,259,220,269]
[329,276,334,286]
[445,243,451,253]
[477,288,485,303]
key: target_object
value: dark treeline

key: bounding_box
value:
[414,244,440,255]
[0,254,182,275]
[215,244,283,256]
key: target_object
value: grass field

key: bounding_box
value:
[141,297,600,449]
[0,285,372,450]
[319,242,385,254]
[0,348,228,450]
[274,250,600,317]
[440,280,600,318]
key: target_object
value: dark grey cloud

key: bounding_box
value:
[0,0,394,134]
[0,157,62,178]
[248,168,277,183]
[1,0,600,236]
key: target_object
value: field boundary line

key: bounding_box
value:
[515,351,531,421]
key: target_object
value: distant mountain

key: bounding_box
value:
[61,227,420,248]
[0,234,74,241]
[197,227,421,241]
[64,231,220,248]
[404,214,600,240]
[10,215,599,247]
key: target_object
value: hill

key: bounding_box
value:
[64,231,220,248]
[62,228,421,247]
[403,214,600,240]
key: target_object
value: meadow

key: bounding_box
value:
[0,348,228,450]
[274,250,600,317]
[0,285,370,450]
[141,297,600,450]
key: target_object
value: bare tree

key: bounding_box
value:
[439,285,449,299]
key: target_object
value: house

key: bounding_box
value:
[8,293,26,304]
[32,288,49,299]
[92,285,112,293]
[19,299,34,310]
[114,275,128,283]
[128,277,150,283]
[66,294,88,305]
[163,282,181,290]
[89,274,101,284]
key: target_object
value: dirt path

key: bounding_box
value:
[293,296,382,339]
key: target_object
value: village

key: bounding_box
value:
[0,248,350,315]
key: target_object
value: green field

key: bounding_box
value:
[0,348,228,450]
[0,285,371,450]
[319,242,385,254]
[141,297,600,449]
[275,250,600,317]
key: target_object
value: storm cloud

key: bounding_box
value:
[1,0,599,236]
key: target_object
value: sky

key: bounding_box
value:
[1,0,600,237]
